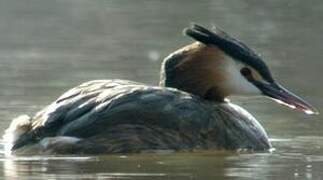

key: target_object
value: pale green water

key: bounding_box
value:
[0,0,322,179]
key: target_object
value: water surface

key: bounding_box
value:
[0,0,322,179]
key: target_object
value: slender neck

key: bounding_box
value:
[159,42,227,102]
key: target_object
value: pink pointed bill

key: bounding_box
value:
[256,82,319,115]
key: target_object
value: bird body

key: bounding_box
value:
[4,80,271,155]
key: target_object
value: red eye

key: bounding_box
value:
[240,67,252,77]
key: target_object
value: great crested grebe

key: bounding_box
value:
[3,24,317,155]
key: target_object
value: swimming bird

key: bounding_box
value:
[3,24,317,155]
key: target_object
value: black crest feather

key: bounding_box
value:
[183,23,274,83]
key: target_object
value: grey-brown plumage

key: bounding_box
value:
[11,80,271,154]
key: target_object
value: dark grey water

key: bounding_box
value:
[0,0,322,179]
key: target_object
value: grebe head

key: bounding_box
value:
[160,23,318,115]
